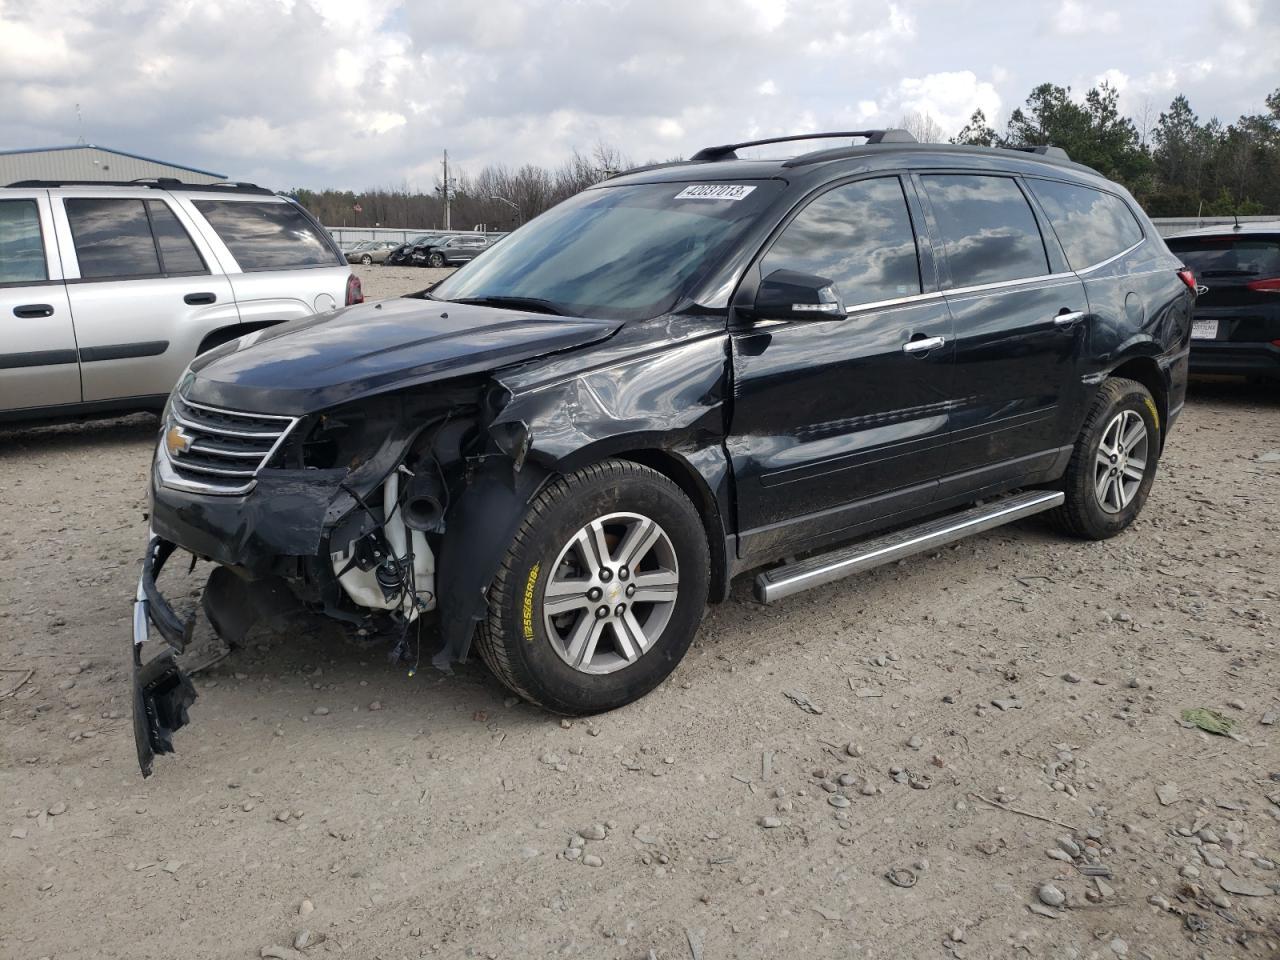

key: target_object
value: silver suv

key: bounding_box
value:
[0,179,360,424]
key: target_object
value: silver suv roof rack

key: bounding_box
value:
[690,130,917,162]
[3,177,275,195]
[1007,145,1071,161]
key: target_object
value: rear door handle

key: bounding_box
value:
[184,292,217,305]
[13,303,54,319]
[1054,310,1085,327]
[902,335,946,355]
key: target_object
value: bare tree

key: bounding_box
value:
[898,111,947,143]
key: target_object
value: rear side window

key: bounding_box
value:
[0,199,47,284]
[1165,236,1280,279]
[1027,180,1144,269]
[920,174,1049,286]
[146,200,206,275]
[193,200,337,271]
[65,198,161,279]
[762,176,922,307]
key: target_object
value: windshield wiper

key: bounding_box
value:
[450,296,575,317]
[1200,269,1257,277]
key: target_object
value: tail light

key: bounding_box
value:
[1246,277,1280,293]
[345,273,364,306]
[1176,268,1197,292]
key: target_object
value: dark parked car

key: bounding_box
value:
[385,232,452,266]
[410,233,491,267]
[1166,222,1280,381]
[133,130,1192,775]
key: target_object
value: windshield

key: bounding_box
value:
[431,180,782,320]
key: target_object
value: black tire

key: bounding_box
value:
[427,252,445,268]
[476,459,710,714]
[1052,377,1160,540]
[360,254,373,265]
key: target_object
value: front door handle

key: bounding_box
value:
[13,303,54,319]
[1054,310,1085,327]
[902,335,946,355]
[184,292,217,305]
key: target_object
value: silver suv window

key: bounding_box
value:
[192,200,338,271]
[0,199,46,285]
[65,197,207,280]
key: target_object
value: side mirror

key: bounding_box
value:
[752,269,845,321]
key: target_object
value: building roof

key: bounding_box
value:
[0,144,226,179]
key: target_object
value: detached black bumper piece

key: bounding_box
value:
[132,535,198,778]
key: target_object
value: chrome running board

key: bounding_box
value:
[754,490,1064,603]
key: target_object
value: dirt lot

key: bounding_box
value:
[2,265,1278,959]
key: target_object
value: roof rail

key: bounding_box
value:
[1007,144,1071,162]
[3,177,275,195]
[689,130,917,162]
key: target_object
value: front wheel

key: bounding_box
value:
[476,459,710,713]
[427,252,445,267]
[1052,377,1160,539]
[360,254,373,265]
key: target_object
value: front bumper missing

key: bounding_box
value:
[132,535,198,778]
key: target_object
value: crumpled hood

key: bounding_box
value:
[186,297,621,416]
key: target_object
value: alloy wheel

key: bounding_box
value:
[542,512,679,675]
[1093,409,1148,513]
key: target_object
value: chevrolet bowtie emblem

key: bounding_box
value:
[165,424,193,457]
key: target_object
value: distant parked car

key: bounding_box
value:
[412,233,491,267]
[0,178,359,424]
[1166,222,1280,381]
[344,240,398,265]
[386,233,453,266]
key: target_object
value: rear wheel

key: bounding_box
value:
[1052,377,1160,539]
[360,254,373,265]
[476,459,709,713]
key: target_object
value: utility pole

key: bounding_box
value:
[442,150,451,231]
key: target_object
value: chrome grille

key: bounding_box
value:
[162,395,297,494]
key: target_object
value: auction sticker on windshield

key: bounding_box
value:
[674,184,758,201]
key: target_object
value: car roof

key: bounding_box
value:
[602,142,1107,189]
[1166,221,1280,239]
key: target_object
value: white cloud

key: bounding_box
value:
[0,0,1275,191]
[1051,0,1120,34]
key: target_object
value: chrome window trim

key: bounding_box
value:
[844,290,944,315]
[943,271,1079,299]
[1072,238,1145,275]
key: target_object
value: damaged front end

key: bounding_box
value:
[133,376,548,775]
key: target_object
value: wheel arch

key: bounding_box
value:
[1108,355,1169,449]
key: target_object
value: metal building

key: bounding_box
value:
[0,144,226,184]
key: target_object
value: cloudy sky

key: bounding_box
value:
[1,0,1277,191]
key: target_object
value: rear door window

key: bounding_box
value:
[761,176,922,308]
[192,200,338,271]
[920,174,1049,286]
[145,201,207,275]
[1027,179,1144,269]
[0,199,48,284]
[65,198,161,279]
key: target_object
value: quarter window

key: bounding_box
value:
[0,199,47,284]
[920,175,1049,286]
[65,198,161,279]
[761,177,922,307]
[193,200,338,271]
[1027,180,1143,270]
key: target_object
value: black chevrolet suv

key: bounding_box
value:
[132,131,1193,775]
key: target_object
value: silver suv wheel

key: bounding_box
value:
[1094,409,1148,513]
[542,512,679,675]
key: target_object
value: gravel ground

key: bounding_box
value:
[1,265,1278,959]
